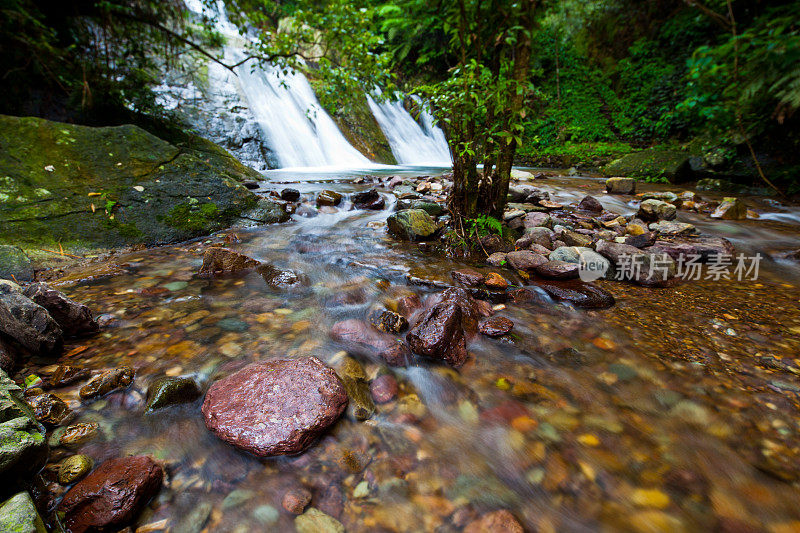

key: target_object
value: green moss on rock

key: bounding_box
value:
[602,149,692,183]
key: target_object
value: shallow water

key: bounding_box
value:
[25,170,800,532]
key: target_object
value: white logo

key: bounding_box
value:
[579,251,609,282]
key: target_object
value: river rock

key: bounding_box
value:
[203,358,347,456]
[387,209,438,241]
[534,280,616,309]
[258,264,308,289]
[523,211,552,229]
[331,319,410,366]
[0,246,34,282]
[26,392,70,426]
[145,376,201,412]
[370,374,398,404]
[484,272,508,289]
[535,260,580,280]
[368,309,409,334]
[58,455,163,533]
[198,247,261,275]
[351,189,385,210]
[710,197,746,220]
[605,177,636,194]
[451,268,484,287]
[648,235,735,262]
[406,302,468,368]
[0,283,63,356]
[558,229,593,248]
[0,339,14,373]
[295,508,345,533]
[432,287,491,332]
[638,199,677,222]
[578,195,603,212]
[280,188,300,201]
[0,492,46,533]
[48,365,90,388]
[243,198,289,224]
[648,221,698,235]
[479,317,514,337]
[316,190,343,207]
[487,252,508,267]
[282,487,312,515]
[396,294,423,318]
[335,356,375,421]
[79,366,134,401]
[549,246,584,263]
[50,423,98,448]
[624,232,657,248]
[22,283,98,337]
[58,454,93,484]
[506,250,548,271]
[464,509,524,533]
[603,149,692,182]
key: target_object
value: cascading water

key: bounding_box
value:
[367,94,452,166]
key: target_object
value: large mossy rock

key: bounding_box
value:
[387,209,438,241]
[0,492,47,533]
[0,370,48,498]
[0,115,261,251]
[602,149,692,183]
[0,246,33,282]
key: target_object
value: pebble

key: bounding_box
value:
[282,487,312,514]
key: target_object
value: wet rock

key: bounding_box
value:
[198,247,260,275]
[484,272,508,290]
[480,234,509,254]
[317,190,343,207]
[648,221,698,235]
[351,189,385,210]
[295,508,345,533]
[202,357,348,456]
[58,455,163,533]
[710,197,747,220]
[369,309,409,334]
[625,232,657,248]
[605,177,636,194]
[396,294,423,319]
[595,240,643,264]
[451,268,484,287]
[535,260,579,280]
[479,317,514,337]
[243,180,259,190]
[258,264,308,289]
[370,374,398,404]
[487,252,508,267]
[464,509,524,533]
[26,392,70,426]
[434,287,491,330]
[0,283,63,356]
[533,280,615,309]
[0,245,34,282]
[79,366,134,401]
[578,195,603,212]
[637,199,677,222]
[649,235,734,262]
[50,422,98,448]
[406,302,468,368]
[58,454,93,484]
[546,347,592,367]
[145,376,201,412]
[48,365,90,388]
[0,339,14,374]
[283,487,312,515]
[0,492,46,533]
[506,250,548,271]
[335,356,375,421]
[548,246,585,263]
[23,283,98,337]
[558,229,592,248]
[523,211,552,229]
[280,188,300,201]
[244,198,290,224]
[331,319,410,366]
[387,209,438,241]
[603,149,692,182]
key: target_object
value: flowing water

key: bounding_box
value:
[28,169,800,532]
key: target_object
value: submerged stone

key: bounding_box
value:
[145,376,201,412]
[79,366,134,401]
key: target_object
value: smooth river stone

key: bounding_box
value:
[202,357,348,456]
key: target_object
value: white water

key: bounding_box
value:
[368,95,452,166]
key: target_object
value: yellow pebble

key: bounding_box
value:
[577,434,600,447]
[631,488,671,509]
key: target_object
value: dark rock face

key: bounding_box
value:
[0,283,63,356]
[330,319,410,367]
[198,247,261,275]
[479,317,514,337]
[26,393,70,426]
[505,250,548,271]
[0,338,16,373]
[578,195,603,212]
[534,260,580,280]
[316,190,343,207]
[79,367,134,401]
[202,358,348,457]
[23,284,98,337]
[533,280,616,309]
[280,188,301,201]
[145,377,201,412]
[48,365,90,388]
[243,199,290,224]
[368,309,409,334]
[451,269,484,287]
[430,287,491,335]
[58,455,163,533]
[351,189,385,210]
[625,232,657,249]
[0,245,34,282]
[406,302,468,368]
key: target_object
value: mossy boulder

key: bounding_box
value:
[0,115,262,252]
[602,149,692,183]
[0,492,47,533]
[324,93,396,165]
[387,209,438,241]
[0,246,33,282]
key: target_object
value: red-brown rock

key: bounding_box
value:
[506,250,548,271]
[451,268,484,287]
[282,487,312,514]
[396,294,423,318]
[534,260,580,280]
[23,283,99,337]
[58,455,163,533]
[198,247,261,275]
[370,374,398,404]
[464,509,524,533]
[484,272,508,290]
[202,358,347,456]
[533,280,615,309]
[479,316,514,337]
[330,319,410,366]
[406,302,468,368]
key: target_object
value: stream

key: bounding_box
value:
[27,168,800,532]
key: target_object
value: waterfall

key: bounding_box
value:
[367,95,452,166]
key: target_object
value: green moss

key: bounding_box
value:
[164,201,221,232]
